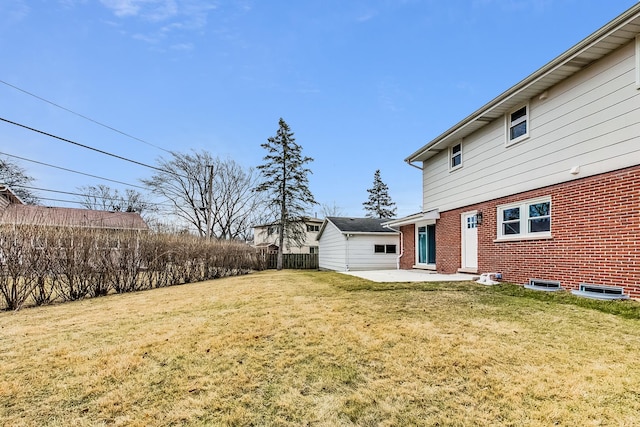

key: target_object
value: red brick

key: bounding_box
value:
[431,165,640,297]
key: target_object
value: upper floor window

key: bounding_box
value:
[306,224,320,232]
[267,226,278,235]
[506,104,529,145]
[450,143,462,171]
[497,197,551,240]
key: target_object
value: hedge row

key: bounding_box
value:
[0,227,264,310]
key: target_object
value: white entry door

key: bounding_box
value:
[461,212,478,271]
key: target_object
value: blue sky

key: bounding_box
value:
[0,0,637,219]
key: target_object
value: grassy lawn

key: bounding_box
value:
[1,270,640,426]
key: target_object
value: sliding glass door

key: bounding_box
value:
[417,225,436,265]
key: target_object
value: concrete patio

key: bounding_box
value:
[340,269,479,283]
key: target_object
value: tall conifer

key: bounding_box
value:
[363,169,396,219]
[256,118,317,269]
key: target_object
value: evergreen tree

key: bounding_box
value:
[255,118,317,270]
[363,169,396,219]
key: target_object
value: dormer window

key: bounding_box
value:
[506,104,529,145]
[450,143,462,171]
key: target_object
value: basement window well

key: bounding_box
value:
[571,283,629,300]
[525,279,562,292]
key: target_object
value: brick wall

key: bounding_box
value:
[399,224,415,269]
[436,209,461,274]
[435,165,640,298]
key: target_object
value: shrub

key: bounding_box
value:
[0,226,263,310]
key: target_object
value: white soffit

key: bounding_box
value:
[406,5,640,164]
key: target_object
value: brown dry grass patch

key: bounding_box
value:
[1,270,640,426]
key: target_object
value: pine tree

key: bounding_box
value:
[255,118,317,270]
[363,169,397,219]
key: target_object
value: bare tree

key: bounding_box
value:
[142,150,263,239]
[321,201,344,218]
[211,159,267,240]
[0,156,39,204]
[76,185,155,218]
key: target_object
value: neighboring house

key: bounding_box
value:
[0,185,148,232]
[385,4,640,299]
[317,217,399,271]
[253,217,323,254]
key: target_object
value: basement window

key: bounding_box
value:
[571,283,629,300]
[525,279,562,292]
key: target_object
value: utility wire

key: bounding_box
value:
[0,151,148,190]
[36,195,168,212]
[36,197,174,217]
[0,78,172,154]
[0,116,180,177]
[11,184,174,209]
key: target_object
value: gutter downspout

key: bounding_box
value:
[384,225,403,270]
[405,160,423,171]
[345,233,350,272]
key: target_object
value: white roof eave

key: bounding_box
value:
[406,4,640,165]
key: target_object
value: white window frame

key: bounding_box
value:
[496,196,551,241]
[505,103,529,146]
[374,244,396,254]
[449,142,462,171]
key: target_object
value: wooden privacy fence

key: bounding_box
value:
[267,253,319,270]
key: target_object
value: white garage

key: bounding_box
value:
[317,217,400,271]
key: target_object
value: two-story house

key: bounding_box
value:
[385,4,640,299]
[253,217,323,254]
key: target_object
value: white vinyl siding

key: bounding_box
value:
[636,35,640,89]
[317,222,346,271]
[422,40,640,213]
[318,227,399,271]
[343,235,398,270]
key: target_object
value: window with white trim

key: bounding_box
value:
[450,143,462,170]
[374,244,396,254]
[497,197,551,240]
[506,104,529,145]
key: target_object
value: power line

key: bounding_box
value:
[0,151,148,190]
[11,184,174,209]
[0,116,178,176]
[0,78,172,154]
[36,197,174,217]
